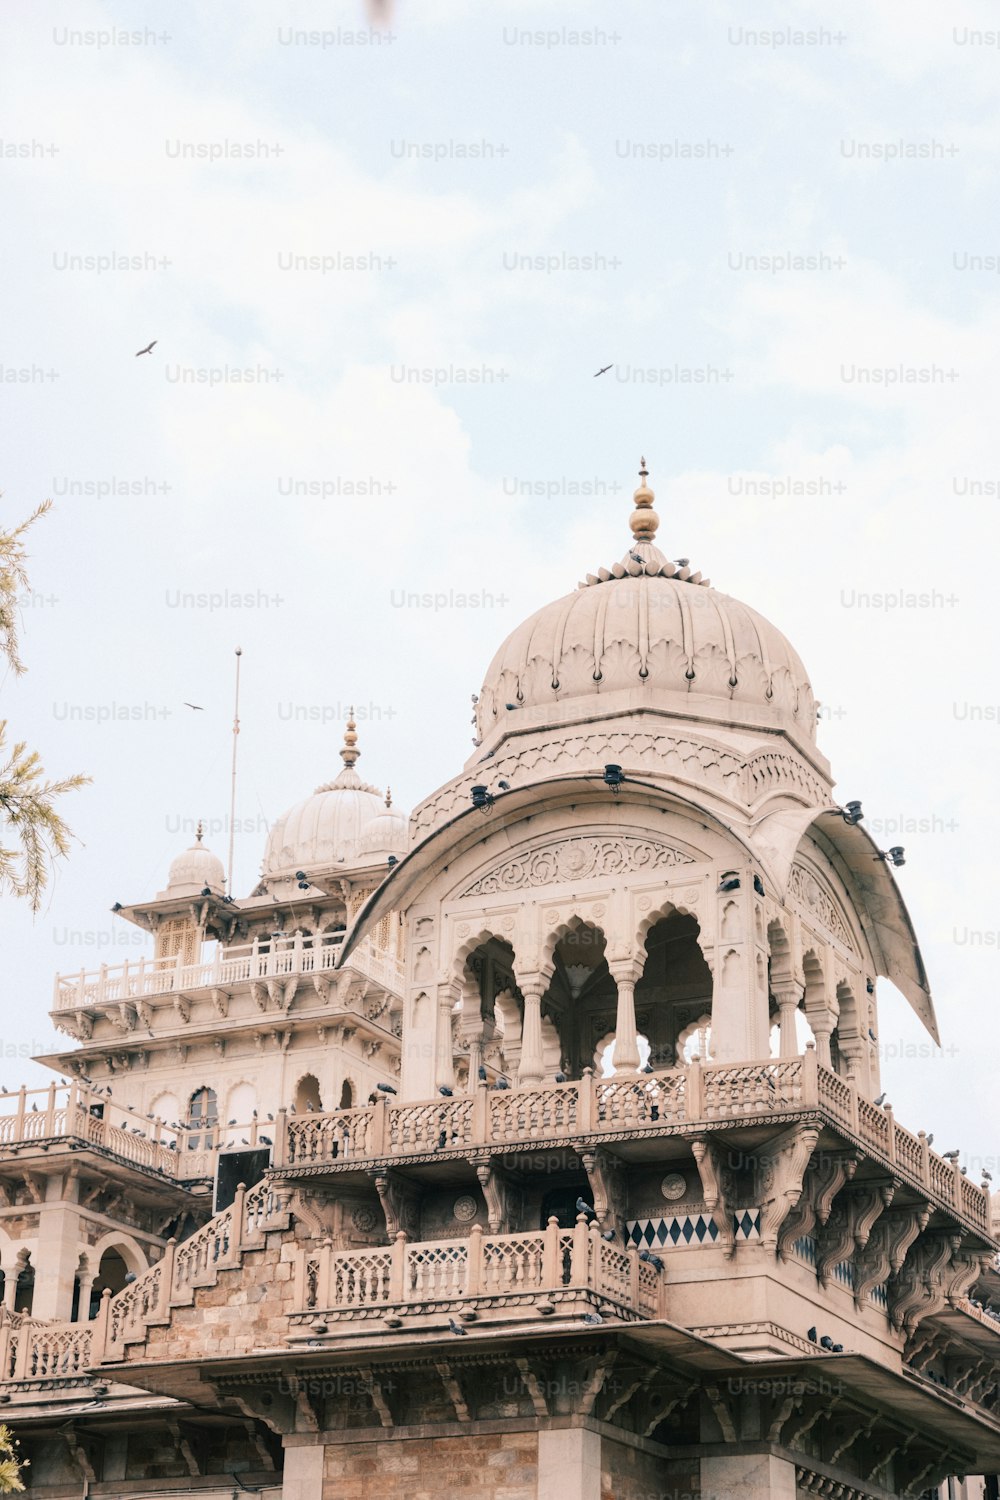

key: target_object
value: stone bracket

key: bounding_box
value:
[854,1202,929,1310]
[689,1135,736,1257]
[777,1150,859,1261]
[474,1160,523,1235]
[816,1181,893,1288]
[579,1146,627,1236]
[754,1123,821,1251]
[435,1361,471,1423]
[372,1171,420,1239]
[514,1357,549,1418]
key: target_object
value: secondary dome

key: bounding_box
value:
[360,789,409,858]
[474,461,816,750]
[161,825,226,897]
[261,715,405,879]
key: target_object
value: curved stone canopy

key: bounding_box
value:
[261,717,408,881]
[474,462,816,753]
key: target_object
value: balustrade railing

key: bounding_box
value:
[279,1054,990,1233]
[295,1215,665,1324]
[52,931,403,1011]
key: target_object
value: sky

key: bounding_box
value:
[0,0,997,1170]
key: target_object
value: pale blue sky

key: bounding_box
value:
[1,0,998,1165]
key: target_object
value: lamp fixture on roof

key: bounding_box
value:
[875,846,906,868]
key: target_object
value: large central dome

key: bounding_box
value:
[474,462,816,754]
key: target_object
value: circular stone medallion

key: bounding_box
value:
[453,1195,478,1223]
[660,1172,687,1202]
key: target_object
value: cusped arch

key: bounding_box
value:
[451,926,517,988]
[631,894,701,957]
[539,914,606,976]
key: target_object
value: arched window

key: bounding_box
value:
[294,1075,322,1113]
[338,1079,353,1110]
[13,1254,34,1315]
[187,1087,218,1150]
[88,1248,131,1319]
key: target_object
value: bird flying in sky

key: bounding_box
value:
[594,364,613,377]
[184,703,204,711]
[136,340,157,357]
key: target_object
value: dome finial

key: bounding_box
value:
[385,786,392,808]
[195,820,204,843]
[340,709,360,769]
[630,456,659,543]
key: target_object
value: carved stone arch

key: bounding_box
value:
[632,894,702,958]
[225,1078,258,1123]
[539,913,606,977]
[451,925,518,989]
[292,1072,324,1113]
[89,1230,149,1279]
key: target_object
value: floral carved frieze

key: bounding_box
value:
[787,862,855,951]
[462,836,695,897]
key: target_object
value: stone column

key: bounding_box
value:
[701,1453,797,1499]
[773,982,803,1058]
[538,1428,601,1500]
[517,981,546,1086]
[609,961,642,1074]
[435,989,457,1093]
[807,1010,834,1070]
[282,1441,323,1499]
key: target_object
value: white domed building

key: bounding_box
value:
[347,461,934,1095]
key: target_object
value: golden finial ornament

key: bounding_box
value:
[629,456,660,543]
[340,709,360,769]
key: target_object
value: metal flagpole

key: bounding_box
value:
[227,647,242,896]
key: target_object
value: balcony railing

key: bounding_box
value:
[51,931,404,1011]
[0,1083,271,1183]
[292,1215,665,1331]
[277,1054,992,1235]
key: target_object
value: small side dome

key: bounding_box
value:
[360,788,409,859]
[161,824,226,897]
[261,714,404,880]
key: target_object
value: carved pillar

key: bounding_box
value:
[772,982,803,1059]
[608,960,642,1074]
[808,1011,834,1070]
[517,981,546,1087]
[435,988,457,1093]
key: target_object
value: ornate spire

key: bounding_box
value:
[385,786,392,808]
[629,456,660,544]
[340,709,360,769]
[195,820,204,843]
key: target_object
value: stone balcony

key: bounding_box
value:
[50,930,404,1041]
[289,1215,665,1338]
[274,1052,994,1239]
[0,1082,267,1185]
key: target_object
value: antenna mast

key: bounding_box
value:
[227,646,242,896]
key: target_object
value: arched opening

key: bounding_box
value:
[226,1081,257,1126]
[635,911,713,1070]
[595,1031,651,1077]
[88,1248,131,1317]
[460,936,522,1081]
[294,1075,323,1113]
[13,1253,34,1315]
[186,1087,218,1151]
[338,1079,354,1110]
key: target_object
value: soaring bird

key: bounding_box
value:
[593,364,613,377]
[184,703,204,711]
[135,340,157,357]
